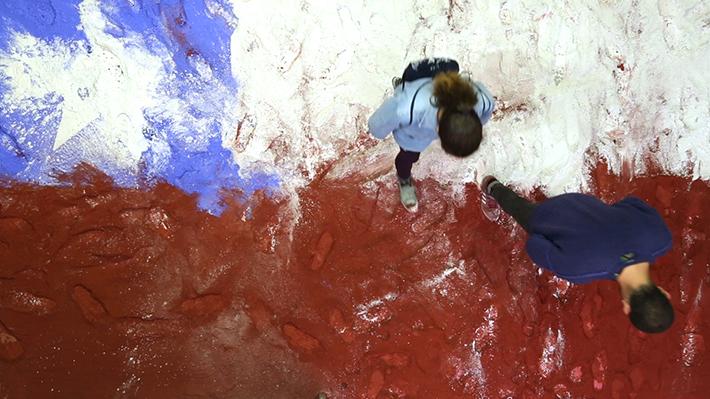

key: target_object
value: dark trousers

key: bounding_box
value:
[490,183,538,232]
[395,148,420,180]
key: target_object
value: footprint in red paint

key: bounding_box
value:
[0,321,23,361]
[592,350,608,391]
[380,353,409,368]
[554,383,572,399]
[367,369,385,399]
[579,292,602,339]
[328,309,354,343]
[569,365,583,384]
[244,298,274,333]
[629,366,644,392]
[178,294,228,318]
[0,289,56,316]
[71,285,109,324]
[611,373,630,399]
[282,323,321,352]
[311,231,334,271]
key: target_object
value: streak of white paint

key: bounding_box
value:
[423,258,467,295]
[681,281,705,368]
[355,292,398,324]
[540,327,566,379]
[229,0,710,194]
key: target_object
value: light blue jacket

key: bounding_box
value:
[367,78,495,152]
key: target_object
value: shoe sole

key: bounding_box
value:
[399,185,418,212]
[401,201,418,213]
[480,193,500,222]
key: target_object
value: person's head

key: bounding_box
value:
[624,284,674,333]
[432,72,482,157]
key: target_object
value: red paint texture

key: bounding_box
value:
[70,285,109,324]
[0,164,709,398]
[311,231,335,271]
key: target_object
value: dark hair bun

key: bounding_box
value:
[432,72,477,110]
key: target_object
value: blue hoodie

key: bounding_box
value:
[367,77,495,152]
[526,194,672,284]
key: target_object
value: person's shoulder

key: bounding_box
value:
[618,196,668,228]
[403,78,435,105]
[615,196,660,215]
[538,193,606,213]
[396,78,433,102]
[550,192,598,203]
[388,83,426,119]
[618,195,651,207]
[403,77,434,91]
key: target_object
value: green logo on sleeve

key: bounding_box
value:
[620,252,636,263]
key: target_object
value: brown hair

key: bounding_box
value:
[432,72,482,157]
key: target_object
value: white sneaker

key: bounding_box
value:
[398,177,418,212]
[480,192,501,222]
[480,176,501,222]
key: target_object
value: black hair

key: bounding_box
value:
[438,110,482,157]
[629,284,674,333]
[433,72,482,157]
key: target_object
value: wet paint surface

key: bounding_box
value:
[0,165,708,398]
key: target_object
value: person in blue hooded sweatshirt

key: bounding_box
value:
[368,58,495,211]
[480,176,674,333]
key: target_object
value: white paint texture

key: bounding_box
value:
[230,0,710,194]
[0,0,169,168]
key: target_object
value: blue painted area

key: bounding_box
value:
[145,136,280,215]
[0,0,86,44]
[0,93,63,183]
[0,125,26,177]
[101,0,237,88]
[0,1,279,215]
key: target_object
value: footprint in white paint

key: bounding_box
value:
[499,1,513,25]
[657,0,682,50]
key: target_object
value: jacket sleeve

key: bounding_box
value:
[525,234,562,270]
[368,96,402,140]
[473,81,495,125]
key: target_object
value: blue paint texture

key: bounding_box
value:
[0,0,278,215]
[0,0,86,44]
[99,0,236,86]
[145,136,279,215]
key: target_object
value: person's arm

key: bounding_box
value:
[525,234,562,270]
[472,81,495,125]
[367,96,401,140]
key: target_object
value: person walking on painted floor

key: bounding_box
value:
[480,176,674,333]
[367,58,495,211]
